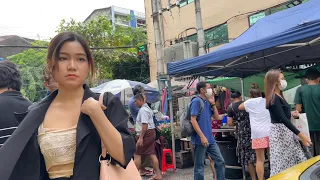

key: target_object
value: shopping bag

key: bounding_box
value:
[291,113,310,140]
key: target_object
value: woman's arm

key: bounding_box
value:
[270,96,300,135]
[227,117,234,126]
[82,95,135,167]
[212,105,220,120]
[227,105,235,126]
[238,102,245,111]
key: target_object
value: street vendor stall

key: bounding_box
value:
[167,0,320,78]
[164,0,320,178]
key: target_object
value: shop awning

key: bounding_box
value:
[167,0,320,77]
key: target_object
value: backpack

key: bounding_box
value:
[180,96,204,137]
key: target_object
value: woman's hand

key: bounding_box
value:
[292,110,300,119]
[298,133,312,147]
[81,97,107,116]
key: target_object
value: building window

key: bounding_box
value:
[187,23,229,48]
[249,0,308,26]
[115,14,129,26]
[179,0,194,8]
[249,12,266,26]
[137,19,146,27]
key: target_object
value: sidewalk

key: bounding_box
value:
[141,159,261,180]
[142,165,214,180]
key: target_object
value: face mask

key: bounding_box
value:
[279,80,287,90]
[205,88,213,98]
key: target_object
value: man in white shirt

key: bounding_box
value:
[134,93,162,180]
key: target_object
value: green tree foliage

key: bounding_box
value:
[110,52,150,82]
[56,16,149,83]
[7,41,49,102]
[7,16,149,102]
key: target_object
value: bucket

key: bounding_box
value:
[216,139,246,179]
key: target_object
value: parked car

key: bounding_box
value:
[268,156,320,180]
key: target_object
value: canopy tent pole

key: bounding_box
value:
[277,35,320,48]
[159,74,176,169]
[240,78,245,100]
[167,76,176,169]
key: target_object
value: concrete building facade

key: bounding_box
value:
[85,6,146,29]
[145,0,307,81]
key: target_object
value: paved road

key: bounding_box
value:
[141,159,250,180]
[142,165,215,180]
[141,159,267,180]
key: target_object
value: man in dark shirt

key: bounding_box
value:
[0,60,32,147]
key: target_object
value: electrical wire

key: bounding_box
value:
[0,45,137,50]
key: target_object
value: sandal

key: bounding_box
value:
[148,176,162,180]
[140,171,153,176]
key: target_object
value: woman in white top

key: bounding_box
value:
[239,83,271,180]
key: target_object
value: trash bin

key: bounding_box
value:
[216,139,244,179]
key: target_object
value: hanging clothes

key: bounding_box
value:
[218,90,225,111]
[224,89,231,111]
[161,88,168,115]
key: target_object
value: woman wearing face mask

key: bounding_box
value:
[264,69,312,177]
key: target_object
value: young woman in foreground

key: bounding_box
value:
[0,32,136,180]
[264,69,312,176]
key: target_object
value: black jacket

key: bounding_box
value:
[0,91,32,146]
[0,85,136,180]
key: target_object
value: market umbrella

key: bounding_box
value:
[91,79,160,105]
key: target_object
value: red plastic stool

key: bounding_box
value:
[161,148,176,174]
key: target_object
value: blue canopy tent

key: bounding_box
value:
[167,0,320,78]
[165,0,320,165]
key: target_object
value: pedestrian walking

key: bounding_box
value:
[191,81,225,180]
[239,83,271,180]
[265,69,311,177]
[0,60,32,147]
[293,68,320,156]
[134,93,162,180]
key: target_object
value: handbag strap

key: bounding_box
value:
[98,93,107,158]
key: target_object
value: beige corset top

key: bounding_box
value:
[38,123,77,179]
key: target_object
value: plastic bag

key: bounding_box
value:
[291,113,310,140]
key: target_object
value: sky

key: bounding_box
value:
[0,0,145,40]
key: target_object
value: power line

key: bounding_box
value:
[0,45,138,50]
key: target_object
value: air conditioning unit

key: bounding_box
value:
[164,40,198,63]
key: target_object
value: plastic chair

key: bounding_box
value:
[161,148,176,174]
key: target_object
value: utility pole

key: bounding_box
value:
[152,0,177,170]
[194,0,206,56]
[152,0,165,90]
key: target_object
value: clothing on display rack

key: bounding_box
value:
[224,89,231,111]
[161,88,168,115]
[213,85,231,112]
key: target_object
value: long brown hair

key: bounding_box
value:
[264,69,283,108]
